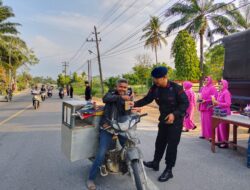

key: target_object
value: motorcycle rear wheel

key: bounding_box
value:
[131,160,147,190]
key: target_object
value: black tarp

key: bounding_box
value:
[223,29,250,80]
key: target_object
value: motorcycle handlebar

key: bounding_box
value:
[139,113,148,118]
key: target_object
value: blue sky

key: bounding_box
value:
[4,0,239,79]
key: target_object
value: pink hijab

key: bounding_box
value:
[205,76,213,87]
[183,81,193,90]
[183,81,196,106]
[220,79,228,92]
[199,76,218,111]
[217,79,231,114]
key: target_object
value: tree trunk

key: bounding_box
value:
[199,33,204,90]
[155,47,158,64]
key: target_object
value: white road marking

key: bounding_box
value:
[0,103,32,126]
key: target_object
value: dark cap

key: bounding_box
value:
[151,66,168,78]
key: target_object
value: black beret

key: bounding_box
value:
[151,66,168,78]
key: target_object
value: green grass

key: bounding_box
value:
[73,82,217,97]
[72,82,84,96]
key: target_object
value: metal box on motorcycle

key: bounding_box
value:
[61,100,100,162]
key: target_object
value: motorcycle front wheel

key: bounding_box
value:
[131,160,147,190]
[34,101,38,110]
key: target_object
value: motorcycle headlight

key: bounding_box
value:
[112,121,130,131]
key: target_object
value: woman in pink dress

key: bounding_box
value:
[212,79,231,148]
[198,76,218,140]
[183,81,196,132]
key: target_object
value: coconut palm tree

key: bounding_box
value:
[228,0,250,29]
[165,0,237,88]
[238,0,250,29]
[141,16,167,64]
[0,1,38,89]
[0,1,20,86]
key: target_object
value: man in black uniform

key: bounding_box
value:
[134,66,189,182]
[85,81,92,101]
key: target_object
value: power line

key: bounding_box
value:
[102,0,247,59]
[68,33,92,63]
[70,0,180,77]
[101,0,155,38]
[69,0,176,72]
[97,0,124,29]
[100,0,139,33]
[100,0,181,56]
[69,44,96,67]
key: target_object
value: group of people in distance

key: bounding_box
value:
[183,76,231,148]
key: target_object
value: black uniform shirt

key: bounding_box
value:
[85,86,92,100]
[134,81,189,123]
[99,90,130,127]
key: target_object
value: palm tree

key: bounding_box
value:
[0,1,20,86]
[239,0,250,28]
[165,0,237,88]
[141,16,167,64]
[229,0,250,29]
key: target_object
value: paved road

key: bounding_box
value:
[0,92,249,190]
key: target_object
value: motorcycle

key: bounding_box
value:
[47,90,52,98]
[98,113,148,190]
[41,91,46,101]
[6,89,12,102]
[32,93,41,110]
[59,89,64,99]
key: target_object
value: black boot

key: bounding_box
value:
[143,161,159,171]
[158,168,173,182]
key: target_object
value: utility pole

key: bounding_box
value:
[62,61,69,78]
[62,61,69,87]
[87,26,104,96]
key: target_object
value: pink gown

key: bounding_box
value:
[183,81,196,130]
[199,76,218,139]
[216,80,231,142]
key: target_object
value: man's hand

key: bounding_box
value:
[102,123,110,129]
[129,101,135,107]
[165,113,175,124]
[121,95,131,101]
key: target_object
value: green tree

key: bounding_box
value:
[81,71,87,81]
[32,76,56,85]
[151,62,176,80]
[172,30,200,81]
[122,73,138,85]
[16,71,32,90]
[141,16,167,64]
[72,72,81,83]
[0,1,38,89]
[104,76,120,90]
[228,0,250,30]
[165,0,237,87]
[57,74,71,87]
[133,54,152,87]
[205,44,225,80]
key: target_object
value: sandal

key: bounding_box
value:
[87,180,96,190]
[218,143,228,149]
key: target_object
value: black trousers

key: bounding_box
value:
[153,121,182,168]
